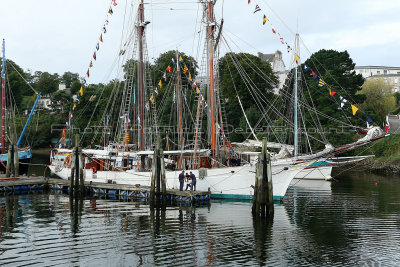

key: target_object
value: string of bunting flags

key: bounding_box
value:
[246,1,375,125]
[62,0,118,139]
[248,1,292,53]
[302,63,361,116]
[149,55,208,111]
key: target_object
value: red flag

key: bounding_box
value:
[272,28,276,34]
[112,0,117,6]
[183,64,188,74]
[167,64,172,73]
[248,0,250,3]
[99,34,103,42]
[62,129,66,138]
[87,69,90,77]
[385,116,390,132]
[329,89,336,97]
[93,52,97,61]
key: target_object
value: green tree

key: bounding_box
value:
[300,49,365,149]
[35,72,60,95]
[61,71,79,88]
[357,78,396,122]
[150,51,198,126]
[70,80,82,95]
[1,59,34,109]
[218,52,278,142]
[51,90,71,114]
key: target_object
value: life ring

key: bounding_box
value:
[92,166,97,174]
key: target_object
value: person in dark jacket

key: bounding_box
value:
[179,170,185,191]
[190,171,196,191]
[186,171,197,191]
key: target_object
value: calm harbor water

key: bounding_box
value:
[2,152,400,266]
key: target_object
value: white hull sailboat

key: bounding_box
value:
[49,148,314,201]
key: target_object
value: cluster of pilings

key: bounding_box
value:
[252,138,274,217]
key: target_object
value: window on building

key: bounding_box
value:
[384,70,388,75]
[395,78,398,84]
[377,71,380,74]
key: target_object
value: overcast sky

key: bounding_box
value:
[1,0,399,84]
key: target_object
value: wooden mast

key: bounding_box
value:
[176,51,183,151]
[207,1,216,166]
[138,0,145,150]
[1,39,6,154]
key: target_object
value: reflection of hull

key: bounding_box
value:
[0,148,32,175]
[49,159,312,201]
[294,159,333,180]
[290,179,332,192]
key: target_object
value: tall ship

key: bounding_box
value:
[49,0,387,200]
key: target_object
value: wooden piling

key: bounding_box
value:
[150,137,167,206]
[70,134,84,197]
[252,138,274,217]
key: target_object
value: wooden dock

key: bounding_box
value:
[0,177,210,204]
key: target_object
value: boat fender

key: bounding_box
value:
[92,166,97,174]
[231,170,235,173]
[283,167,288,170]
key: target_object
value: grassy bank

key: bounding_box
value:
[354,133,400,174]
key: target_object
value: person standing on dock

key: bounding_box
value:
[190,171,196,191]
[179,170,185,191]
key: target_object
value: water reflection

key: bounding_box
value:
[1,171,400,266]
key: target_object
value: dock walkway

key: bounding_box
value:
[0,177,210,204]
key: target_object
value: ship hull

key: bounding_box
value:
[49,158,311,201]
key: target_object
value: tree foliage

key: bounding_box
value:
[35,72,60,95]
[357,78,396,122]
[300,49,364,148]
[218,52,278,141]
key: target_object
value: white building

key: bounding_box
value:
[37,95,52,110]
[355,66,400,93]
[258,50,288,94]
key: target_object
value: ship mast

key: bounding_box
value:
[176,51,184,151]
[137,0,145,150]
[293,33,300,156]
[1,39,6,154]
[207,0,217,166]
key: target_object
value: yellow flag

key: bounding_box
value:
[150,94,155,104]
[295,53,300,63]
[263,15,268,25]
[80,86,83,96]
[179,56,183,62]
[158,80,162,88]
[196,87,200,94]
[351,104,359,116]
[188,73,192,82]
[73,103,77,110]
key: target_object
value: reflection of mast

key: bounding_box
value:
[137,0,145,150]
[207,1,216,166]
[1,39,6,154]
